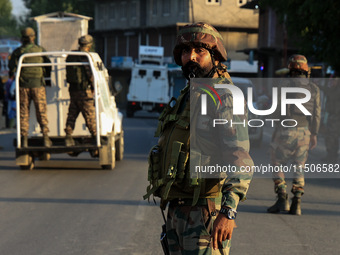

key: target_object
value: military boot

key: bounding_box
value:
[22,136,28,148]
[289,197,301,216]
[65,134,75,147]
[267,193,290,213]
[43,134,52,147]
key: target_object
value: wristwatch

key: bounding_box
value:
[219,207,237,220]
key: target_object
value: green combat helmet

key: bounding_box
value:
[21,27,35,38]
[288,54,309,74]
[78,35,93,46]
[21,27,36,43]
[173,22,227,66]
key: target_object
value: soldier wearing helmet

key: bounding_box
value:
[268,54,321,216]
[144,23,254,254]
[64,35,96,146]
[288,54,309,77]
[8,27,52,147]
[173,22,230,80]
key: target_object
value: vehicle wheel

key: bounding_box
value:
[20,156,34,170]
[115,131,124,161]
[100,134,116,170]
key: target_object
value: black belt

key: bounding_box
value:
[169,198,208,207]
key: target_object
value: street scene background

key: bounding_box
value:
[0,111,339,255]
[1,0,340,254]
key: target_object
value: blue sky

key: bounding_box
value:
[10,0,29,17]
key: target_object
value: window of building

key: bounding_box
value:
[237,0,247,7]
[178,0,185,13]
[152,0,157,16]
[120,1,127,20]
[109,3,116,20]
[162,0,170,16]
[206,0,221,5]
[131,1,137,19]
[98,4,105,23]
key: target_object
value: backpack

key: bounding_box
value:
[66,54,90,89]
[143,86,223,209]
[20,44,44,78]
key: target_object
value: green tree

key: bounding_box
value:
[22,0,95,20]
[20,0,95,30]
[0,0,19,37]
[260,0,340,73]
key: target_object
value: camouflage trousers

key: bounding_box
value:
[19,86,49,136]
[166,204,231,255]
[270,126,311,196]
[324,114,340,158]
[65,90,97,136]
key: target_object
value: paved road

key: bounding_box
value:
[0,112,339,255]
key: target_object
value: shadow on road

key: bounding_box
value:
[0,197,158,206]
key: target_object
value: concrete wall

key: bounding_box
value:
[193,0,258,29]
[95,0,258,30]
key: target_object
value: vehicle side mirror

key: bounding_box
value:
[111,80,122,96]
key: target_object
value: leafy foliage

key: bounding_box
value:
[21,0,95,29]
[22,0,95,18]
[0,0,19,37]
[260,0,340,73]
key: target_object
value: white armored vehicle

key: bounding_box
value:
[126,46,170,117]
[14,51,124,170]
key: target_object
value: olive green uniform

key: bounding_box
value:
[270,79,321,196]
[64,52,96,136]
[146,67,254,254]
[8,43,51,136]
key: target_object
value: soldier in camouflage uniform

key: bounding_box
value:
[144,23,254,254]
[64,35,96,146]
[268,55,321,216]
[322,73,340,163]
[9,27,52,147]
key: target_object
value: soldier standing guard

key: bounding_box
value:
[64,35,96,146]
[144,23,254,254]
[268,55,321,216]
[9,27,52,147]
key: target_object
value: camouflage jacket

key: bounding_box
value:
[66,49,93,91]
[9,43,51,88]
[272,78,321,135]
[191,65,254,210]
[146,63,254,210]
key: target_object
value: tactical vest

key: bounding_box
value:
[144,86,223,208]
[20,44,44,78]
[66,53,91,91]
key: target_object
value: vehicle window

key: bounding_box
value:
[153,70,161,79]
[138,69,146,78]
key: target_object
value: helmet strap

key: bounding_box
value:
[205,50,217,78]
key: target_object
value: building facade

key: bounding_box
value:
[92,0,259,68]
[241,0,299,77]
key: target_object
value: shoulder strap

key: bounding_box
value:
[22,44,35,54]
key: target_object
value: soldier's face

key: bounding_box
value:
[290,70,307,78]
[181,46,214,79]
